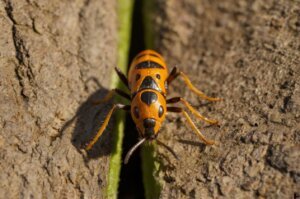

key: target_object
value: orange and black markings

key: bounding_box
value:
[83,49,222,164]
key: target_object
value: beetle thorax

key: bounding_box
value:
[130,89,166,139]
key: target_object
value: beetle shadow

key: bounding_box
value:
[177,139,206,152]
[60,79,117,160]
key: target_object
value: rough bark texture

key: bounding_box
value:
[150,0,300,198]
[0,0,117,198]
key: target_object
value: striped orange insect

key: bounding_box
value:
[84,50,221,163]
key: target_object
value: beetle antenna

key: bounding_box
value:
[124,138,146,164]
[156,139,179,160]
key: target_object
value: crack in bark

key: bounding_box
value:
[5,0,37,102]
[76,0,94,89]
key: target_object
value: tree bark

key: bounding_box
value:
[0,0,118,198]
[148,0,300,198]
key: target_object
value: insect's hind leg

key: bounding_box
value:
[166,67,222,101]
[167,107,215,145]
[84,103,130,150]
[167,97,219,125]
[92,88,130,105]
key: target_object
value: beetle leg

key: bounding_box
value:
[115,67,129,89]
[156,139,179,160]
[167,97,219,125]
[182,110,215,145]
[179,72,222,101]
[92,88,130,105]
[166,66,180,85]
[167,106,215,145]
[167,106,183,113]
[84,103,130,150]
[167,67,222,101]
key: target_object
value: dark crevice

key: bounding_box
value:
[118,0,146,198]
[5,0,37,102]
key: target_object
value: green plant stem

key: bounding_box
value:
[106,1,134,199]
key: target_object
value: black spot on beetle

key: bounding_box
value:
[141,91,158,106]
[134,106,139,118]
[140,76,161,91]
[136,74,141,81]
[158,105,164,117]
[135,61,164,69]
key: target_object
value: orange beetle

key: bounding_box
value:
[84,50,221,163]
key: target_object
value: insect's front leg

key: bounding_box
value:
[115,67,129,89]
[92,88,130,105]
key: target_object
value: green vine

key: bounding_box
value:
[106,1,134,198]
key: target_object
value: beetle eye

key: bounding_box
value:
[134,106,139,118]
[158,105,164,117]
